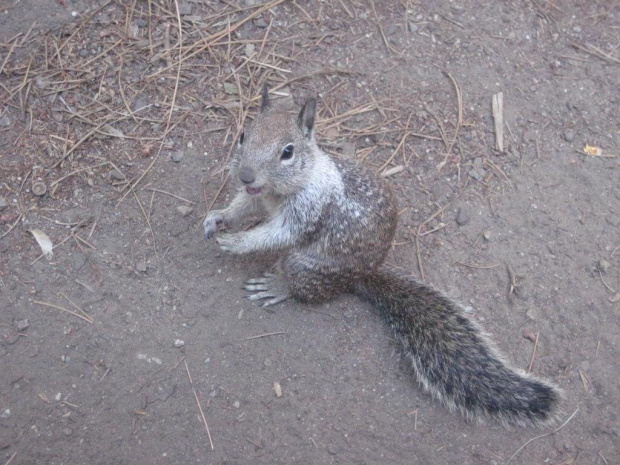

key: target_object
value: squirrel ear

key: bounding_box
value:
[298,97,316,139]
[260,84,270,112]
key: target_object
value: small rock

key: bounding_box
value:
[223,82,239,95]
[78,48,89,58]
[563,441,574,452]
[254,17,268,28]
[109,169,124,181]
[572,25,581,33]
[178,2,192,15]
[15,319,30,331]
[598,259,611,273]
[468,169,482,181]
[264,359,272,367]
[171,150,184,163]
[137,19,148,28]
[386,24,398,36]
[133,94,149,112]
[233,401,240,409]
[0,409,9,419]
[407,21,418,33]
[173,339,185,348]
[30,182,47,197]
[463,306,474,313]
[580,360,590,371]
[327,445,339,455]
[563,129,575,142]
[522,330,536,342]
[0,196,8,211]
[455,207,471,226]
[51,111,64,122]
[525,308,537,320]
[62,428,73,436]
[135,260,147,272]
[483,230,492,241]
[177,205,193,217]
[0,116,10,127]
[245,43,255,57]
[72,252,87,270]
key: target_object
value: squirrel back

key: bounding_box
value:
[204,87,561,426]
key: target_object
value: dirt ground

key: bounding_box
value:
[1,0,619,464]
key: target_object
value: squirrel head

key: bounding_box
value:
[231,85,319,197]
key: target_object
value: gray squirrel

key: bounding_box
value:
[203,86,561,426]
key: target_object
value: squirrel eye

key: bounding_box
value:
[281,144,294,160]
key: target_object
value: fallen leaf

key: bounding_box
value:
[29,229,54,260]
[273,381,282,398]
[583,144,602,156]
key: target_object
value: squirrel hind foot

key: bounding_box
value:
[244,273,290,307]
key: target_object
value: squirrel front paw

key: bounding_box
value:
[203,210,225,240]
[216,233,245,254]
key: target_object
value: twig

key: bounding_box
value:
[527,331,540,373]
[506,408,579,464]
[241,331,287,341]
[184,360,214,451]
[60,292,94,324]
[4,452,17,465]
[144,187,195,204]
[33,300,94,324]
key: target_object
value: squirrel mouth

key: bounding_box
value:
[246,186,262,195]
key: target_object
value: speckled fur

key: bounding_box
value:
[204,91,561,427]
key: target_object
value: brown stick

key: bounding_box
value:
[184,360,214,450]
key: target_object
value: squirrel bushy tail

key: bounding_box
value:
[354,270,561,427]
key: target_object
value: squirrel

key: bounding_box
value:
[203,86,561,427]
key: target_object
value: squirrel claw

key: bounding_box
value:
[244,274,289,307]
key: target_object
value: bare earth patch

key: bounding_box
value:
[1,0,619,463]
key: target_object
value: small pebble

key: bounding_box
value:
[522,330,537,342]
[15,319,30,331]
[563,129,575,142]
[137,19,148,28]
[171,150,184,163]
[62,428,73,436]
[173,339,185,348]
[32,182,47,196]
[264,359,272,367]
[483,230,492,241]
[133,94,149,112]
[407,22,418,33]
[254,17,268,28]
[0,196,8,211]
[109,169,124,181]
[135,261,147,272]
[233,401,240,409]
[327,445,339,455]
[598,259,611,273]
[0,409,10,419]
[177,205,193,217]
[526,308,537,320]
[78,49,89,58]
[456,207,471,226]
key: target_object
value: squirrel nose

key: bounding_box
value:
[238,167,256,185]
